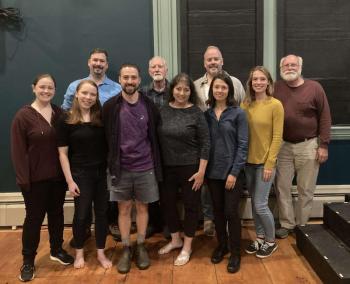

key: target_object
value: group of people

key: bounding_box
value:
[11,46,331,282]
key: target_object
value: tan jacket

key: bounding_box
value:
[194,72,245,111]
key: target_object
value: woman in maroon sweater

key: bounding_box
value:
[11,74,73,282]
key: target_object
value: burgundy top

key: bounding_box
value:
[11,104,64,190]
[274,79,331,148]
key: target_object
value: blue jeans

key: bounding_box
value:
[201,184,214,221]
[245,164,275,242]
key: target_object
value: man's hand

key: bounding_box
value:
[316,147,328,164]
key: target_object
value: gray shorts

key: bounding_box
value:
[108,169,159,203]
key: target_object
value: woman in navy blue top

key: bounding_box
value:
[205,72,248,273]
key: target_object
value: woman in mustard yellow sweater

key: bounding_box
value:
[241,66,284,258]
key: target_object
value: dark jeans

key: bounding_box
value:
[72,167,109,249]
[162,165,200,238]
[207,175,242,256]
[21,180,66,264]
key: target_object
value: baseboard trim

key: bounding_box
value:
[0,185,349,227]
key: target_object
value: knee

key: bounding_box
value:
[135,202,148,215]
[225,208,239,220]
[118,202,132,216]
[253,201,268,215]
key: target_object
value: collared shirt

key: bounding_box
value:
[194,71,245,111]
[61,76,121,110]
[141,80,170,109]
[274,79,331,148]
[205,106,248,179]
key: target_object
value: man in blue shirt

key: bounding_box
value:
[62,48,121,110]
[62,48,122,246]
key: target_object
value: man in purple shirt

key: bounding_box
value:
[103,64,162,274]
[274,54,331,239]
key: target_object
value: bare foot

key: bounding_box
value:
[97,249,112,269]
[74,249,85,269]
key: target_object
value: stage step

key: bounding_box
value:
[324,202,350,248]
[296,224,350,284]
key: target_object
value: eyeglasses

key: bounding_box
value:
[281,63,299,69]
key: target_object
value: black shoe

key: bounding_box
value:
[109,224,121,241]
[211,244,229,264]
[50,248,74,265]
[135,243,150,270]
[245,239,263,254]
[19,264,35,282]
[69,228,92,248]
[227,255,240,273]
[117,246,132,274]
[256,242,278,258]
[163,226,171,239]
[145,225,157,239]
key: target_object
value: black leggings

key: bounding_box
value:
[72,167,109,249]
[161,165,200,238]
[21,180,66,264]
[207,176,242,256]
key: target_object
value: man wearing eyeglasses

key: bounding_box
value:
[274,54,331,239]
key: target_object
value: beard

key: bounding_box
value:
[92,66,104,76]
[152,73,164,81]
[207,64,222,77]
[122,84,139,95]
[280,69,301,81]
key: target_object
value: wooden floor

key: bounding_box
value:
[0,224,322,284]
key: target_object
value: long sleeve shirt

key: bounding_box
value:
[61,76,121,110]
[11,104,63,189]
[205,106,248,179]
[158,105,210,166]
[274,79,331,148]
[241,97,284,169]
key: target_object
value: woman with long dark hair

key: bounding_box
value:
[205,72,248,273]
[57,79,111,269]
[11,74,74,282]
[157,73,210,266]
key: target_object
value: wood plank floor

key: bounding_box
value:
[0,224,321,284]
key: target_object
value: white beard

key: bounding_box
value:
[152,74,164,81]
[280,70,301,82]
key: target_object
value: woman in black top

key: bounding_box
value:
[157,73,210,266]
[205,72,248,273]
[57,80,111,269]
[11,74,74,282]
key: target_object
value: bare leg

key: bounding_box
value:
[74,248,85,269]
[97,249,112,269]
[135,201,148,238]
[118,201,133,244]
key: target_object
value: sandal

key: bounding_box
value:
[158,241,183,255]
[174,250,192,266]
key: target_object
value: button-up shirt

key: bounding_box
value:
[141,80,170,109]
[61,76,121,110]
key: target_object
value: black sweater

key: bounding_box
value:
[158,105,210,166]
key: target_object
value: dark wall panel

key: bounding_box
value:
[0,0,153,192]
[277,0,350,125]
[180,0,263,84]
